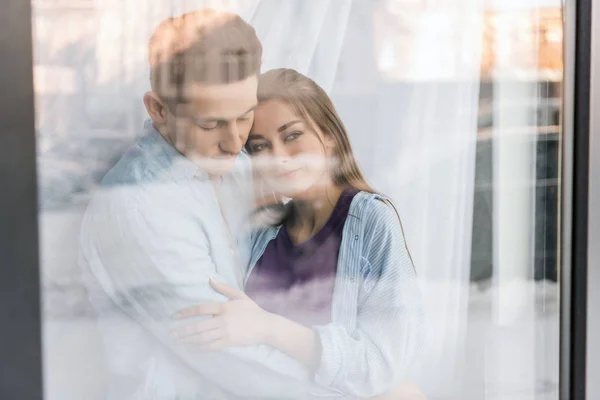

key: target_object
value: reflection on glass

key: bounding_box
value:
[36,1,562,399]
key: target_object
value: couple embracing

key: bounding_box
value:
[80,8,426,400]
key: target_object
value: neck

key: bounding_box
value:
[288,183,344,242]
[154,122,183,156]
[153,121,171,141]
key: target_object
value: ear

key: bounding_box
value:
[143,92,169,124]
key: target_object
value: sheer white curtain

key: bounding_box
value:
[37,0,482,398]
[361,2,483,396]
[250,0,353,93]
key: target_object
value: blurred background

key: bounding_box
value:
[34,0,563,399]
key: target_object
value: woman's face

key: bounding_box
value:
[247,99,334,198]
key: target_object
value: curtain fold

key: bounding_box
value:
[251,0,353,93]
[325,1,483,396]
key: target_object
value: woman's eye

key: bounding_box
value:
[250,143,267,153]
[284,131,302,141]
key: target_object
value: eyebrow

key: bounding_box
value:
[277,120,302,133]
[249,120,303,140]
[247,133,264,140]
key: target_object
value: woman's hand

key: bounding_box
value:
[367,382,427,400]
[171,278,274,350]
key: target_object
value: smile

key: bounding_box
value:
[274,169,300,179]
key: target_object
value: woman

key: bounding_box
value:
[173,69,426,399]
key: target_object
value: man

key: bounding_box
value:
[80,9,335,399]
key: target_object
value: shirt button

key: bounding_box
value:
[350,277,355,282]
[354,235,359,240]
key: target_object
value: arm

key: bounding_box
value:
[311,200,427,397]
[266,314,321,370]
[173,277,323,370]
[80,189,335,398]
[171,200,426,399]
[255,318,429,400]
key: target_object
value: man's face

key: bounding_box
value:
[166,75,258,177]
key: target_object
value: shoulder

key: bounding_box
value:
[346,191,408,259]
[349,191,402,231]
[101,143,160,187]
[348,193,415,276]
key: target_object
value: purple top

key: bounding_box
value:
[245,189,358,327]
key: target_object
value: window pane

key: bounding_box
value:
[35,1,562,399]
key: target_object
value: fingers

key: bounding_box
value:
[209,277,246,300]
[386,382,428,400]
[173,303,222,320]
[172,317,221,338]
[175,328,224,346]
[191,338,227,351]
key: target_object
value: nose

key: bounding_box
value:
[268,140,289,158]
[269,142,292,168]
[219,122,243,155]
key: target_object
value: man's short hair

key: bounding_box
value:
[148,9,263,111]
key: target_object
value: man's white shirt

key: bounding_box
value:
[79,120,337,399]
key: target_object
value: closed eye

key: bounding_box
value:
[192,118,227,131]
[207,121,228,130]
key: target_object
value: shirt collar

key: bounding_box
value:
[141,119,210,182]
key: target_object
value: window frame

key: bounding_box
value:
[0,0,44,399]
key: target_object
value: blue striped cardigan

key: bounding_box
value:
[247,191,426,398]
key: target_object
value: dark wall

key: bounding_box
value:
[0,0,44,398]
